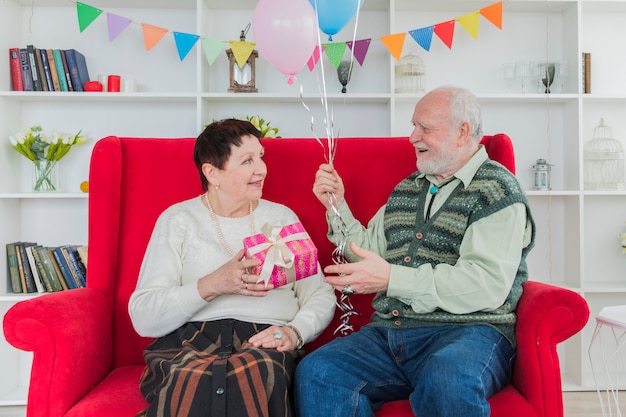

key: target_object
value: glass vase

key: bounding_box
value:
[32,160,59,192]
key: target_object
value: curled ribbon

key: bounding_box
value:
[246,223,311,286]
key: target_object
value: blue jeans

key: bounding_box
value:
[295,324,515,417]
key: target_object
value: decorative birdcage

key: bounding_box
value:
[584,118,624,190]
[394,54,425,93]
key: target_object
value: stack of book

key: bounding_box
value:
[8,46,91,92]
[5,242,88,294]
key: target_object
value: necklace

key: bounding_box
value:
[203,193,256,257]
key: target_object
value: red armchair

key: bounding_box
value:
[3,135,588,417]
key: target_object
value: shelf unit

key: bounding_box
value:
[2,0,626,405]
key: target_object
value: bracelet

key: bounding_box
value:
[285,324,304,349]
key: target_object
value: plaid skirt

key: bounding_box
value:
[137,319,304,417]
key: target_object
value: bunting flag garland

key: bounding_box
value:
[456,11,481,40]
[434,20,456,49]
[106,13,132,42]
[323,43,348,69]
[76,2,102,33]
[307,45,325,71]
[142,23,168,52]
[228,40,257,68]
[202,38,227,66]
[409,27,434,52]
[346,39,371,66]
[74,1,504,68]
[173,32,200,61]
[380,33,406,61]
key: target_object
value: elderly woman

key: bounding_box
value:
[129,119,335,417]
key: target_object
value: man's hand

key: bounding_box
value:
[323,242,391,295]
[312,163,345,211]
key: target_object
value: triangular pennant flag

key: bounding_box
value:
[228,40,256,69]
[456,11,480,40]
[307,45,325,71]
[481,2,503,30]
[202,38,226,66]
[409,27,434,52]
[434,20,455,49]
[106,13,132,42]
[346,39,372,66]
[380,33,406,61]
[142,23,168,52]
[76,2,103,33]
[173,32,200,61]
[324,43,348,69]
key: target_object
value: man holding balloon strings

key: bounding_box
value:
[295,86,536,417]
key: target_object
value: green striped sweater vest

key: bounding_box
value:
[370,160,536,347]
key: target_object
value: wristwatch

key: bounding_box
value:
[285,324,304,349]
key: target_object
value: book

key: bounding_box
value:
[76,245,88,269]
[66,245,87,287]
[30,245,54,292]
[6,242,22,293]
[39,48,55,92]
[25,245,46,293]
[33,47,49,91]
[583,52,591,94]
[15,242,37,293]
[52,246,79,289]
[26,44,41,91]
[36,247,64,292]
[9,48,24,91]
[45,49,61,92]
[19,48,34,91]
[60,50,74,91]
[64,49,90,92]
[59,245,85,288]
[52,49,69,91]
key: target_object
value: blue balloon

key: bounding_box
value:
[309,0,364,41]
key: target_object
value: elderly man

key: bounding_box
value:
[295,86,536,417]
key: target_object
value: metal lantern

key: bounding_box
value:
[532,159,551,190]
[226,27,258,93]
[584,118,624,190]
[395,54,425,93]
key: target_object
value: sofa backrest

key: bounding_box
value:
[87,135,513,367]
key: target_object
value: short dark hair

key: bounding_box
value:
[194,118,262,191]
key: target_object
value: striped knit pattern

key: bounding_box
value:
[371,160,536,347]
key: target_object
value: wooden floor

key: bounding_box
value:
[0,391,623,416]
[563,390,626,417]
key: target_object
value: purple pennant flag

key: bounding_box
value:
[106,13,133,42]
[409,27,434,52]
[345,39,371,66]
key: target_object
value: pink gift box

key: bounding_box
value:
[243,222,318,288]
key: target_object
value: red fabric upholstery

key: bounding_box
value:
[3,135,588,417]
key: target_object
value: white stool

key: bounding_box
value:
[589,305,626,417]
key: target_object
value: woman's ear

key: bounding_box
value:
[202,163,219,188]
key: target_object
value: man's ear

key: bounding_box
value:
[457,121,471,146]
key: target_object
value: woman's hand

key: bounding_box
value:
[197,249,273,302]
[313,163,345,211]
[248,325,299,352]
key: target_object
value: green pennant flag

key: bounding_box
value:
[202,38,226,66]
[76,2,103,33]
[323,43,348,69]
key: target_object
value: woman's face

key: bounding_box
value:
[213,135,266,204]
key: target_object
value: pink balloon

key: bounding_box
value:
[253,0,318,84]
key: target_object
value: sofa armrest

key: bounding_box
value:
[512,281,589,417]
[3,288,113,417]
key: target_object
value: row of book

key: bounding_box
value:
[8,46,91,92]
[6,242,88,294]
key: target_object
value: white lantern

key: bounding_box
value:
[395,54,425,93]
[532,159,551,190]
[584,118,624,190]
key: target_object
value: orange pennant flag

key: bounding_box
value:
[456,11,480,40]
[380,32,406,61]
[480,2,503,30]
[434,20,455,49]
[142,23,168,52]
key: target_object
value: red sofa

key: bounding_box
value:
[3,135,589,417]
